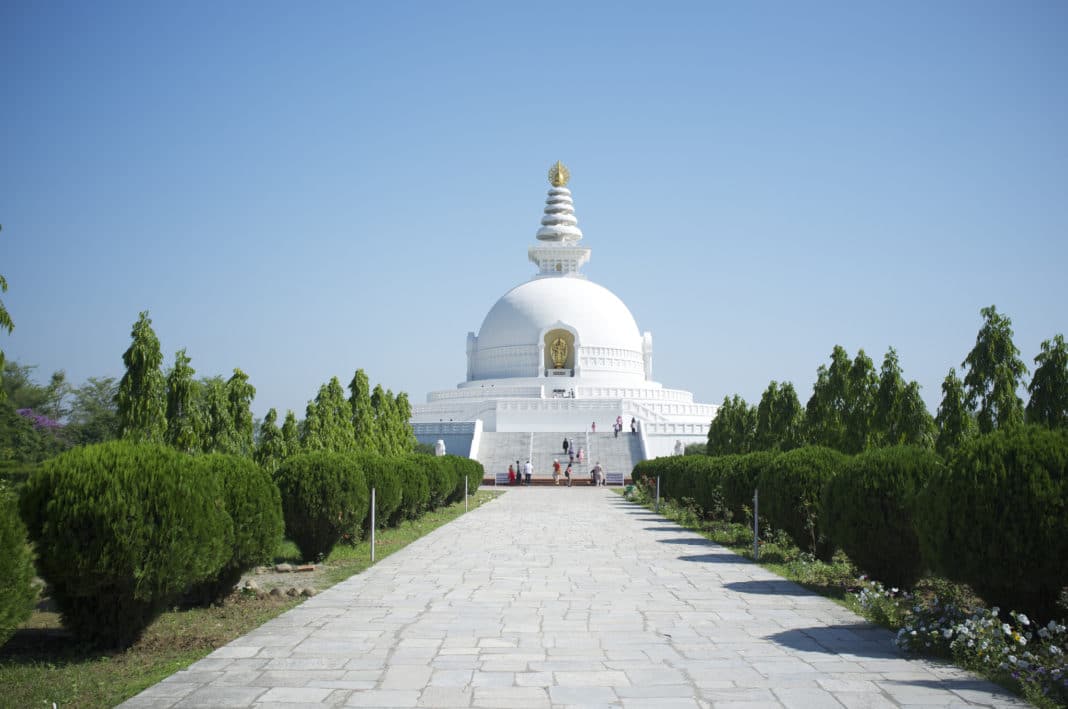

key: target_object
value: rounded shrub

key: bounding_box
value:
[393,456,429,523]
[353,454,402,531]
[721,452,777,523]
[189,454,284,604]
[915,425,1068,621]
[824,446,942,589]
[757,446,848,561]
[0,486,36,647]
[422,455,456,509]
[273,451,369,562]
[19,441,231,647]
[443,455,483,503]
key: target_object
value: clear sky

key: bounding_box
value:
[2,1,1066,421]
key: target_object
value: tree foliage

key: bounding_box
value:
[66,376,119,445]
[164,349,200,453]
[281,409,300,457]
[935,368,976,456]
[116,311,166,442]
[314,377,355,452]
[707,394,756,455]
[872,348,934,448]
[225,368,256,456]
[254,408,285,473]
[1026,334,1068,429]
[805,346,851,451]
[962,305,1027,434]
[200,377,236,454]
[843,349,878,454]
[348,369,375,452]
[755,381,804,452]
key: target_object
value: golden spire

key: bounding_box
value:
[548,160,570,187]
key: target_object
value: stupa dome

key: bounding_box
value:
[477,277,641,351]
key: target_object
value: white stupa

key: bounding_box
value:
[411,162,716,471]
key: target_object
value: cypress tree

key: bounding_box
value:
[843,349,878,454]
[394,391,418,453]
[935,368,975,456]
[164,348,200,452]
[1026,334,1068,429]
[301,400,325,451]
[254,408,285,473]
[281,409,300,456]
[872,347,905,446]
[201,377,235,454]
[116,311,166,442]
[316,377,355,452]
[348,369,376,452]
[962,305,1027,434]
[897,380,935,448]
[370,384,390,455]
[805,346,850,451]
[226,368,256,456]
[707,394,756,455]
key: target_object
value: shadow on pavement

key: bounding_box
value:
[766,624,896,658]
[657,537,715,546]
[724,579,817,596]
[678,552,752,565]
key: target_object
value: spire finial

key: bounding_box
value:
[548,160,570,187]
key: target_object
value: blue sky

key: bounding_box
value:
[2,1,1066,420]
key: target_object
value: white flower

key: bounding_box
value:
[943,629,953,639]
[1050,645,1063,656]
[1002,623,1012,636]
[1016,613,1030,626]
[1007,655,1017,665]
[1039,628,1049,639]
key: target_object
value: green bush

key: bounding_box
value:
[19,441,231,647]
[721,452,777,523]
[392,456,430,524]
[444,455,483,502]
[354,454,402,531]
[189,454,284,604]
[758,446,848,561]
[273,451,369,562]
[0,486,36,647]
[422,455,455,509]
[916,425,1068,620]
[824,446,941,588]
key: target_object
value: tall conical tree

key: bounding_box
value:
[301,400,325,451]
[897,380,935,447]
[348,369,376,452]
[165,348,201,452]
[394,391,418,453]
[370,384,390,455]
[315,377,355,452]
[805,346,851,451]
[962,305,1028,434]
[0,224,12,399]
[755,381,805,452]
[707,394,756,455]
[872,347,904,446]
[116,311,167,442]
[226,368,256,456]
[1026,334,1068,429]
[281,409,300,456]
[255,408,285,473]
[935,368,975,456]
[843,349,878,454]
[201,376,234,453]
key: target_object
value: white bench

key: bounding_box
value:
[494,472,510,486]
[605,472,625,486]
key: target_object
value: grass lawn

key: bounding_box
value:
[0,490,500,709]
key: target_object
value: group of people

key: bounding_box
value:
[606,415,638,438]
[506,459,533,486]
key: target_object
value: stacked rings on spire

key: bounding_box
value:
[536,186,583,242]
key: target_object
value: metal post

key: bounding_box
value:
[753,487,759,561]
[655,476,660,513]
[465,476,469,512]
[371,487,376,563]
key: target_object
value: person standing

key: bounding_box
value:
[562,438,569,454]
[523,459,533,486]
[564,462,572,487]
[508,464,516,485]
[630,417,637,434]
[591,421,596,433]
[591,461,603,486]
[552,459,561,485]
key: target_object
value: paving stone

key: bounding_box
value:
[120,491,1029,709]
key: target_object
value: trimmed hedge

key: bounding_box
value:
[824,446,942,588]
[273,451,369,562]
[19,441,232,647]
[393,456,430,524]
[916,425,1068,620]
[190,454,284,603]
[445,456,483,503]
[758,446,848,561]
[422,454,456,509]
[0,486,36,647]
[354,454,402,531]
[630,455,730,519]
[722,452,777,523]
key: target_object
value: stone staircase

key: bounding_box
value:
[475,431,532,479]
[477,430,643,484]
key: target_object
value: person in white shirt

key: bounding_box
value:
[523,459,533,486]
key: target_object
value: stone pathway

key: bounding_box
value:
[121,489,1029,708]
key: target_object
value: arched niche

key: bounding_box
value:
[543,328,575,371]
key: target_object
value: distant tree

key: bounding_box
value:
[66,376,120,445]
[254,408,285,473]
[301,400,324,451]
[41,370,71,423]
[348,369,375,452]
[935,368,976,456]
[226,368,256,456]
[0,224,11,398]
[755,381,804,452]
[896,380,935,448]
[872,348,905,446]
[962,305,1027,434]
[1026,334,1068,429]
[201,376,235,454]
[805,346,851,451]
[394,391,418,453]
[116,311,167,442]
[314,377,355,452]
[164,349,200,453]
[370,385,392,455]
[2,362,51,411]
[281,409,300,456]
[843,349,878,454]
[707,394,756,456]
